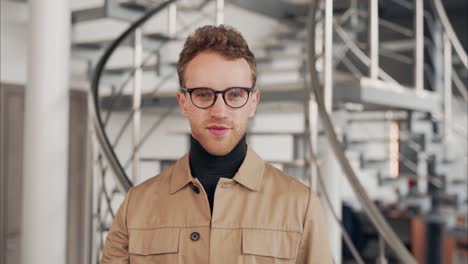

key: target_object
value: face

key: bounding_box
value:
[177,51,260,156]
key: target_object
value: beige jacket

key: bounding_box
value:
[101,147,332,263]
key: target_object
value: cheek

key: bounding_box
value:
[232,111,250,130]
[249,102,257,117]
[186,109,205,128]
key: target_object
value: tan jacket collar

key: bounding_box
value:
[169,146,265,194]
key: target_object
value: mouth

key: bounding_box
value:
[207,125,230,137]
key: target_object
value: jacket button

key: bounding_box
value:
[191,184,200,194]
[190,232,200,241]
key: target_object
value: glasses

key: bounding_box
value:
[181,86,254,109]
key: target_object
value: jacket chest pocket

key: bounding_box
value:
[128,228,180,264]
[241,229,301,264]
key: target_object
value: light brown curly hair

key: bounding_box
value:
[177,25,257,88]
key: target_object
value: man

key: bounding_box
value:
[102,25,332,263]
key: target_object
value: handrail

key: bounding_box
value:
[91,0,178,192]
[433,0,467,68]
[306,0,417,263]
[333,21,399,84]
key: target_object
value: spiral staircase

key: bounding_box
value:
[69,0,467,263]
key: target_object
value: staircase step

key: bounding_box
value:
[119,2,148,12]
[73,32,176,53]
[229,0,307,22]
[72,6,106,24]
[102,64,159,76]
[334,77,440,112]
[71,0,158,24]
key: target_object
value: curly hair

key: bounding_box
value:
[177,25,257,88]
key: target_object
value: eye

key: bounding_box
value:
[192,89,213,99]
[226,88,247,100]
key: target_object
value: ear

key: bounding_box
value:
[176,91,189,117]
[248,89,260,118]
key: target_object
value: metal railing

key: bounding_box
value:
[91,0,178,192]
[306,1,418,263]
[89,1,179,261]
[433,0,467,68]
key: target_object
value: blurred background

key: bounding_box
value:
[0,0,467,263]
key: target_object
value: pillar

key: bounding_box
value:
[21,0,70,263]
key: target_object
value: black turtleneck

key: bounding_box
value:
[189,134,247,214]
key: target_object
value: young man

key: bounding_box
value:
[102,25,332,263]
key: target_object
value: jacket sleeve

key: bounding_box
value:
[101,188,133,264]
[295,189,333,264]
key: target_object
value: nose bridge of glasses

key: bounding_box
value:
[206,89,226,105]
[213,90,228,107]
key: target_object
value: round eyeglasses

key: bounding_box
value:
[180,87,255,109]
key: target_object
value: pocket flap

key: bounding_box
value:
[129,228,180,255]
[242,229,301,259]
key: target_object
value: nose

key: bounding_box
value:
[209,94,228,119]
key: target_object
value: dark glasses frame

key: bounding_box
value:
[180,86,255,109]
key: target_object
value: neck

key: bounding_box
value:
[189,134,247,181]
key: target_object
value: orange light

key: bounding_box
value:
[389,121,399,178]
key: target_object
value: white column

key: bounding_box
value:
[21,1,70,264]
[322,120,343,264]
[322,0,342,262]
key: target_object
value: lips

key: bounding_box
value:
[207,125,230,136]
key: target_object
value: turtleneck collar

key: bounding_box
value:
[189,134,247,182]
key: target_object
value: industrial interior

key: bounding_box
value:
[0,0,467,263]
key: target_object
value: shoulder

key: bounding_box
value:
[263,162,310,195]
[260,162,323,228]
[261,163,314,212]
[263,164,325,225]
[126,158,180,203]
[133,166,172,191]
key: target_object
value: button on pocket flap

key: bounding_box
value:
[129,228,180,255]
[242,229,301,259]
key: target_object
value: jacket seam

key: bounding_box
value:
[211,227,302,233]
[128,225,211,230]
[127,226,302,233]
[124,187,134,229]
[294,187,312,263]
[302,187,312,228]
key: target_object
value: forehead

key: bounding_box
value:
[184,51,252,89]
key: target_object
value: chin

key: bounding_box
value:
[202,139,235,156]
[205,143,232,156]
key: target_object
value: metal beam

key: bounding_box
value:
[443,33,452,141]
[216,0,224,25]
[414,0,424,91]
[168,3,177,37]
[323,0,333,112]
[369,0,379,79]
[131,28,143,181]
